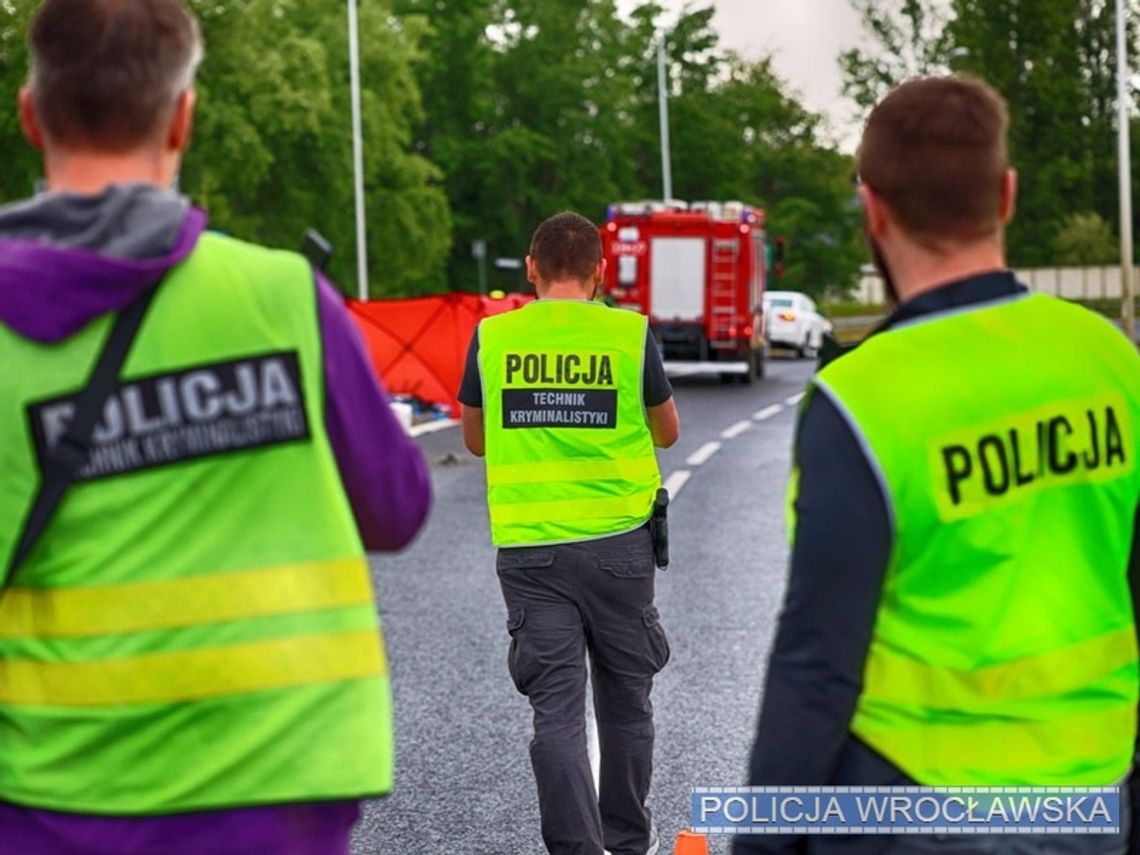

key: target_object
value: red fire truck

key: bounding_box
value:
[600,200,770,383]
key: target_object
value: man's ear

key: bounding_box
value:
[167,89,197,153]
[526,255,540,286]
[19,88,45,150]
[999,168,1018,224]
[858,183,889,240]
[595,257,607,287]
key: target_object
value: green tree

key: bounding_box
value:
[0,1,452,297]
[1053,211,1118,264]
[839,0,955,113]
[841,0,1139,269]
[394,0,503,290]
[403,0,650,290]
[1,0,865,298]
[950,0,1102,265]
[185,0,450,296]
[672,54,865,296]
[0,0,42,202]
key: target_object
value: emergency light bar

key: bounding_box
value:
[606,200,690,220]
[609,200,764,228]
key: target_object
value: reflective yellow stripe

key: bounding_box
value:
[0,558,372,639]
[854,701,1136,786]
[0,629,387,707]
[492,494,652,526]
[862,627,1139,707]
[785,465,800,547]
[487,457,659,487]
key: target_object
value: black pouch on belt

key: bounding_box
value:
[649,488,670,570]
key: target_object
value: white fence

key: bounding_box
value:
[855,266,1134,305]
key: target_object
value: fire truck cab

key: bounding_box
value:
[601,200,768,383]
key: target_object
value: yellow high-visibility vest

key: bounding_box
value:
[479,300,662,547]
[801,292,1140,785]
[0,233,393,814]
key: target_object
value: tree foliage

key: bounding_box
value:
[0,0,864,297]
[842,0,1138,268]
[1053,211,1119,265]
[398,0,863,296]
[0,0,451,297]
[183,0,451,295]
[839,0,955,113]
[0,0,40,202]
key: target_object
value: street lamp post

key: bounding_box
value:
[657,35,674,202]
[1117,0,1136,341]
[348,0,369,300]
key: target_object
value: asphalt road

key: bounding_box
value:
[352,357,819,855]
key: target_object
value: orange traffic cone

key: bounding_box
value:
[673,830,710,855]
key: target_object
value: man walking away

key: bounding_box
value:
[460,212,680,855]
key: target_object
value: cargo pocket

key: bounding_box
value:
[497,550,556,574]
[505,607,538,695]
[641,605,671,673]
[598,553,655,579]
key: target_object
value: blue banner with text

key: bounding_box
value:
[692,787,1121,836]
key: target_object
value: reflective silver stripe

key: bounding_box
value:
[810,377,898,540]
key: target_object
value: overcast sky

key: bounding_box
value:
[620,0,868,148]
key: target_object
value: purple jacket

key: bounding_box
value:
[0,186,432,854]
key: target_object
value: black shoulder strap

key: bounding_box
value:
[3,286,159,585]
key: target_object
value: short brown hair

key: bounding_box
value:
[858,76,1010,245]
[28,0,203,151]
[529,212,603,283]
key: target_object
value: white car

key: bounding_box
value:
[763,291,831,358]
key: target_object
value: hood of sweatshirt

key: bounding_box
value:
[0,184,208,344]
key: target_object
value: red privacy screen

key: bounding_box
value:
[347,292,532,417]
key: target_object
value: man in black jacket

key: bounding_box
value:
[735,75,1139,855]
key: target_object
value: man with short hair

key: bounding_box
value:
[459,211,680,855]
[0,1,431,852]
[736,76,1140,855]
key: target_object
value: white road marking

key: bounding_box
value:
[409,418,460,437]
[753,404,783,422]
[662,469,692,499]
[686,441,722,467]
[784,392,806,407]
[721,419,752,440]
[586,687,612,854]
[588,709,601,792]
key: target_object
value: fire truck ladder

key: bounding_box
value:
[709,238,739,349]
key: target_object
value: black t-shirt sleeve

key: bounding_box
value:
[642,330,673,407]
[457,328,482,407]
[742,391,893,785]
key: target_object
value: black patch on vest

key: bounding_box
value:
[502,389,619,430]
[27,351,311,482]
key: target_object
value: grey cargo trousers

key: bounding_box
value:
[497,525,670,855]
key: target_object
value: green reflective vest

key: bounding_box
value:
[0,233,394,814]
[800,292,1140,786]
[479,300,661,547]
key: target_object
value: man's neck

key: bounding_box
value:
[43,149,173,196]
[539,280,593,301]
[892,239,1007,305]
